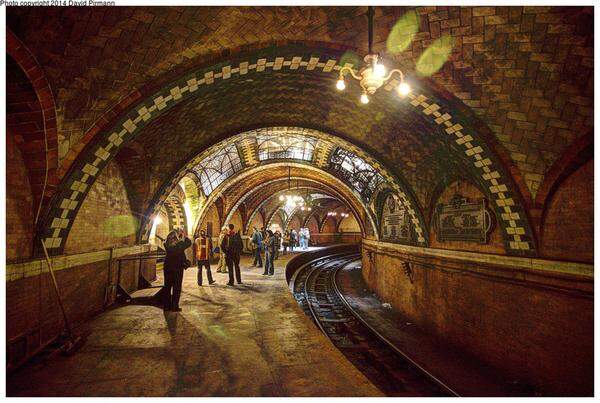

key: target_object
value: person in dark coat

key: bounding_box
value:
[251,227,263,267]
[263,230,276,276]
[163,228,191,311]
[222,223,243,286]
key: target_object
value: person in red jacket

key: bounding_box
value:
[194,230,215,286]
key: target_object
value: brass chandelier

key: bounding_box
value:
[279,166,311,211]
[336,6,411,104]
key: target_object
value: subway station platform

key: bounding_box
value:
[7,254,381,397]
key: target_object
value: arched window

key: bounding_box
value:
[328,148,384,201]
[256,129,317,161]
[193,144,242,196]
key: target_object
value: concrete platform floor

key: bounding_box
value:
[7,253,382,397]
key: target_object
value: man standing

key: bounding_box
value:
[222,223,243,285]
[251,227,263,267]
[194,230,215,286]
[290,229,297,252]
[163,228,191,312]
[263,230,276,276]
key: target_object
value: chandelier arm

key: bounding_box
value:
[382,68,405,83]
[359,81,368,94]
[339,65,362,81]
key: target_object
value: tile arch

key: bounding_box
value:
[38,43,535,256]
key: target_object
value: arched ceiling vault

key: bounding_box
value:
[228,183,355,235]
[8,7,592,194]
[182,165,378,242]
[23,8,590,255]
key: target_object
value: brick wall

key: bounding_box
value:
[286,215,302,232]
[429,179,506,254]
[321,216,337,233]
[540,159,593,263]
[64,160,137,254]
[6,131,34,262]
[198,203,221,236]
[247,213,264,234]
[7,252,155,369]
[312,233,361,245]
[361,241,593,396]
[228,209,244,233]
[338,214,360,232]
[306,215,319,235]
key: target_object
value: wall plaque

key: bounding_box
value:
[435,194,493,243]
[381,195,411,242]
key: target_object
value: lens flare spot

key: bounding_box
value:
[102,215,139,237]
[416,35,455,77]
[209,325,229,339]
[386,10,419,55]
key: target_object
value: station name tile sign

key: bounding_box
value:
[435,194,493,244]
[381,195,412,243]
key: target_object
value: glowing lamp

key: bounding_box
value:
[398,81,411,97]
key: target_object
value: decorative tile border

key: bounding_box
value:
[399,92,534,252]
[41,53,429,254]
[363,238,592,280]
[7,244,153,282]
[164,195,187,233]
[40,47,535,256]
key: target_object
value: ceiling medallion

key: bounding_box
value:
[335,6,411,104]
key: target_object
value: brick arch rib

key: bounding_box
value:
[7,28,59,228]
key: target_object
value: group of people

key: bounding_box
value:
[162,224,243,311]
[250,227,280,275]
[162,224,311,312]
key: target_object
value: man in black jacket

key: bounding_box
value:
[221,223,243,285]
[163,228,191,311]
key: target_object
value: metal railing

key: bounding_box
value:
[112,252,165,303]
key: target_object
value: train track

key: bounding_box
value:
[290,253,458,397]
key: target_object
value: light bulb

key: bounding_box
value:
[398,82,411,97]
[336,78,346,91]
[373,63,386,78]
[360,93,369,104]
[279,195,284,201]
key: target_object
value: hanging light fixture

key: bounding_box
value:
[335,6,411,103]
[327,211,349,218]
[279,166,304,209]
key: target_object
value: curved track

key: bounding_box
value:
[290,253,458,397]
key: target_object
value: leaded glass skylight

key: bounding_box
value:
[193,144,242,196]
[256,128,317,162]
[328,148,385,201]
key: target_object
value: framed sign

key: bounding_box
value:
[381,195,411,242]
[435,194,493,244]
